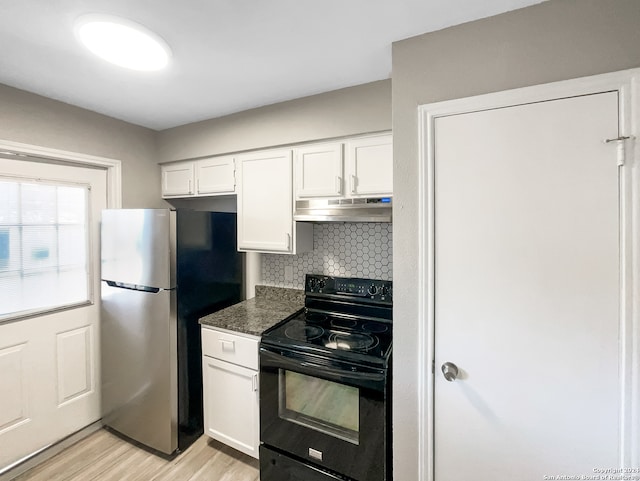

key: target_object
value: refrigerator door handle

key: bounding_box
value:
[105,280,160,293]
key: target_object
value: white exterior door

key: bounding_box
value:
[0,157,107,470]
[433,92,620,480]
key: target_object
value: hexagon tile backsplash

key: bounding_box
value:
[261,223,392,289]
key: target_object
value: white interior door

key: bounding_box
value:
[434,92,620,480]
[0,157,106,470]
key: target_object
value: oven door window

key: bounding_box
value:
[278,369,359,445]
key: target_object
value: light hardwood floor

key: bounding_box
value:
[13,429,259,481]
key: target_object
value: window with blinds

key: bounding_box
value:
[0,178,90,320]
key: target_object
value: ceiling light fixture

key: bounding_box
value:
[75,14,171,71]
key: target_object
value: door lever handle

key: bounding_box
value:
[441,362,459,382]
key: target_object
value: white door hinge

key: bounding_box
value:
[604,136,634,167]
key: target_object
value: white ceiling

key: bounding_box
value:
[0,0,546,130]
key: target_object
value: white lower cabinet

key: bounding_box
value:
[201,327,260,459]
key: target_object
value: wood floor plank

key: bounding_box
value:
[88,439,168,481]
[12,430,121,481]
[13,429,259,481]
[151,437,225,481]
[182,438,258,481]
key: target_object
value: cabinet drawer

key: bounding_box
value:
[201,328,259,370]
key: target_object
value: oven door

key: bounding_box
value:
[259,345,389,481]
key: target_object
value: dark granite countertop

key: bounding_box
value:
[199,285,304,337]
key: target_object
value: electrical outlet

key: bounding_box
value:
[284,265,293,282]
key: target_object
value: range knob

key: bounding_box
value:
[317,279,326,289]
[381,285,391,297]
[308,278,318,289]
[368,284,378,296]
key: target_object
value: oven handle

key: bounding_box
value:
[298,361,385,382]
[260,347,386,389]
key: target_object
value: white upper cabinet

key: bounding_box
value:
[346,133,393,196]
[161,161,194,197]
[293,133,393,200]
[295,142,344,198]
[161,133,392,200]
[196,156,235,195]
[237,149,312,254]
[161,156,236,198]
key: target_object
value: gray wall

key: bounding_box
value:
[0,84,162,208]
[0,79,391,205]
[391,0,640,478]
[156,79,391,162]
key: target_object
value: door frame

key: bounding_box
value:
[417,68,640,480]
[0,139,122,208]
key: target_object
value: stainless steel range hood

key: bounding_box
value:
[293,197,392,223]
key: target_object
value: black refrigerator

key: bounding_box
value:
[100,209,243,455]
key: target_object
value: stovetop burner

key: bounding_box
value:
[326,332,378,351]
[284,323,325,342]
[305,312,328,323]
[261,275,393,367]
[362,321,389,334]
[330,318,358,329]
[265,314,391,362]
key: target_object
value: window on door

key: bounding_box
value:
[0,177,90,321]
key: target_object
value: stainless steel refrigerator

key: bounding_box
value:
[100,209,243,455]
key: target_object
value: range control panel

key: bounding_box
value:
[306,274,392,302]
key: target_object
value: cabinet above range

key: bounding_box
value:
[295,133,392,199]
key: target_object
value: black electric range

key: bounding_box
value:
[260,274,393,481]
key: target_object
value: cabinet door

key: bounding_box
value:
[237,149,293,252]
[295,142,343,198]
[196,156,235,195]
[346,134,393,196]
[161,162,194,197]
[202,356,259,459]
